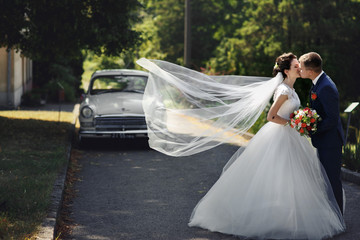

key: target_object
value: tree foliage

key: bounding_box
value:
[0,0,141,61]
[79,0,360,105]
[192,0,360,103]
[134,0,245,68]
[0,0,142,101]
[2,0,359,105]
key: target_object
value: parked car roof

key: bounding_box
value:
[91,69,148,78]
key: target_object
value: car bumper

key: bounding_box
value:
[79,129,148,139]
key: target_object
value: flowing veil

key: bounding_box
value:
[135,58,346,239]
[136,58,283,157]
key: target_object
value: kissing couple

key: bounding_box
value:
[136,52,345,239]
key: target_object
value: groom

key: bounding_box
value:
[299,52,345,214]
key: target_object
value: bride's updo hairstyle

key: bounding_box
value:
[272,52,297,78]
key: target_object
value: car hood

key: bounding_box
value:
[87,92,144,115]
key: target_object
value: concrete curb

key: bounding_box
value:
[34,104,79,240]
[341,167,360,185]
[34,165,70,239]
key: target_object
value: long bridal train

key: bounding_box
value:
[136,58,345,240]
[188,83,345,239]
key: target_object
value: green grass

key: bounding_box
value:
[0,111,73,239]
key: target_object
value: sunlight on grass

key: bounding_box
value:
[0,110,74,239]
[0,110,74,123]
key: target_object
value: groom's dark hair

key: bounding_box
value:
[299,52,322,73]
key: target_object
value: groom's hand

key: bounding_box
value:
[308,130,313,137]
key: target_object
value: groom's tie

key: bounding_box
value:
[309,84,314,108]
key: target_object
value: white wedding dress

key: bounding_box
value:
[136,58,345,240]
[188,83,345,239]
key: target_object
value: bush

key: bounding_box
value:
[33,56,84,103]
[342,102,360,172]
[343,142,360,172]
[45,80,77,103]
[342,125,360,172]
[21,88,47,107]
[248,104,270,134]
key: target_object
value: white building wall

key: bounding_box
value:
[0,48,10,107]
[13,51,23,107]
[0,47,32,108]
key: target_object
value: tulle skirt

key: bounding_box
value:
[188,122,345,240]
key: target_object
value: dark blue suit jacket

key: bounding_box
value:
[310,72,345,148]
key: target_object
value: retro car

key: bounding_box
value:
[78,69,148,141]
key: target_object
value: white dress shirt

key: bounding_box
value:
[312,71,324,86]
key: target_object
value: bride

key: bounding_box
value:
[137,53,345,239]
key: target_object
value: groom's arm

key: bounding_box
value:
[315,85,340,134]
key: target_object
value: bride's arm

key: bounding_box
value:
[267,95,289,125]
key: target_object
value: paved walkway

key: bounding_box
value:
[65,141,360,240]
[29,103,360,239]
[332,182,360,239]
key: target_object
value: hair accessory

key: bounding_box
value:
[273,62,279,69]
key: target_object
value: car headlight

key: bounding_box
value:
[81,106,93,118]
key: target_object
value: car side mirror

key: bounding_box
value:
[80,93,86,102]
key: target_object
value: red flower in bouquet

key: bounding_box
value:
[289,107,321,136]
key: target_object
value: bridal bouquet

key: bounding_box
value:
[289,107,321,136]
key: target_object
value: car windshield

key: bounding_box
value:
[90,75,147,95]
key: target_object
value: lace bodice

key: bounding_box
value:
[273,83,300,120]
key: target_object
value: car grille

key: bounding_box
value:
[94,116,147,131]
